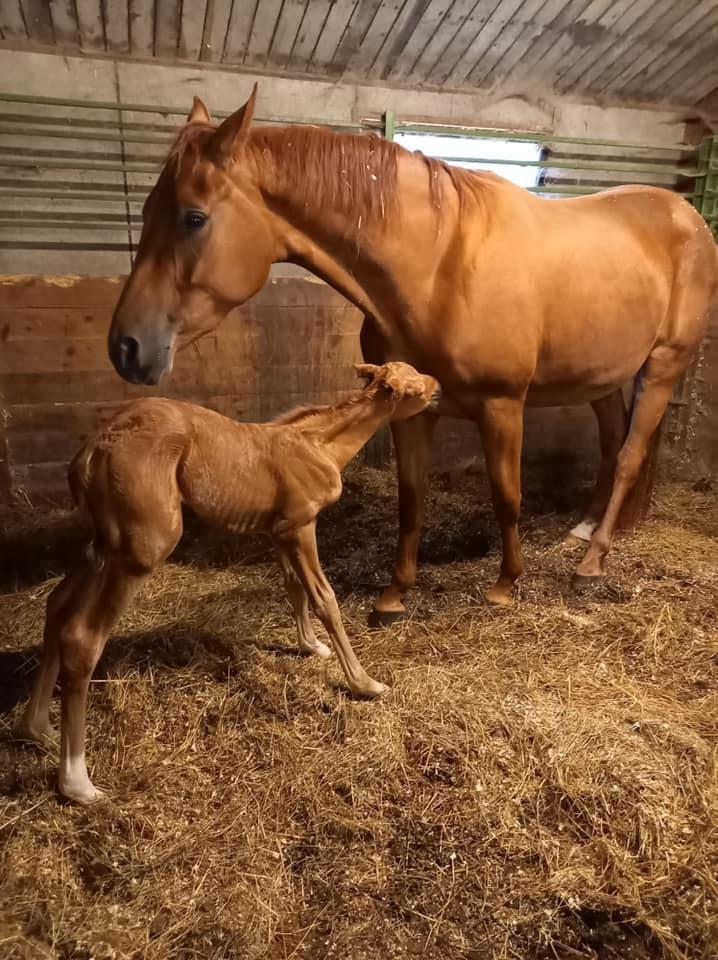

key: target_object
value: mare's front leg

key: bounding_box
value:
[477,396,525,605]
[274,544,332,659]
[279,523,386,698]
[371,412,437,626]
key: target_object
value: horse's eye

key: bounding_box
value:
[182,209,207,231]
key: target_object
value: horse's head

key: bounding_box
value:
[355,362,441,418]
[109,86,277,384]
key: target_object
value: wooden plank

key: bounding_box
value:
[370,0,433,80]
[129,0,154,55]
[332,0,384,74]
[474,0,575,89]
[48,0,79,45]
[103,0,129,52]
[178,0,206,59]
[20,0,54,43]
[403,0,479,83]
[74,0,105,50]
[564,0,667,94]
[386,0,449,82]
[0,307,111,340]
[221,0,256,62]
[587,0,683,94]
[267,0,308,68]
[630,10,718,97]
[0,0,28,40]
[0,390,10,502]
[309,0,357,69]
[556,0,648,93]
[288,0,331,70]
[245,0,284,68]
[440,0,525,87]
[424,0,497,85]
[0,275,124,309]
[546,0,622,92]
[154,0,180,57]
[343,0,405,76]
[467,0,545,87]
[200,0,233,62]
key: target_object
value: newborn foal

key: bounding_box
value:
[18,362,438,803]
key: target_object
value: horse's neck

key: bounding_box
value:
[252,132,434,331]
[296,396,390,470]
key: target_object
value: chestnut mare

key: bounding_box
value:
[109,87,715,618]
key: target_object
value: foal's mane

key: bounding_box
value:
[271,387,369,428]
[168,121,486,222]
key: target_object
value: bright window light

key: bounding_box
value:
[394,132,542,188]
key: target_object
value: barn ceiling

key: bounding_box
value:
[1,0,717,108]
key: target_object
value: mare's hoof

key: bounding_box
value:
[368,608,406,628]
[572,573,604,593]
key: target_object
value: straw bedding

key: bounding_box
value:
[0,463,716,959]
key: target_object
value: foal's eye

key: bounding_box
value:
[182,209,207,231]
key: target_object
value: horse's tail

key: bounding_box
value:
[617,365,663,531]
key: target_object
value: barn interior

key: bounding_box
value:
[0,4,717,958]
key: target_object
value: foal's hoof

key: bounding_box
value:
[14,722,58,749]
[572,573,604,593]
[59,781,106,806]
[485,586,514,606]
[351,678,389,699]
[368,608,406,629]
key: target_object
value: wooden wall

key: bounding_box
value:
[0,275,365,503]
[1,274,715,506]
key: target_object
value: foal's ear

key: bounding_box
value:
[187,96,211,125]
[354,362,381,383]
[211,83,258,164]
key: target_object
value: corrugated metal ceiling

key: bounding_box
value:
[1,0,717,107]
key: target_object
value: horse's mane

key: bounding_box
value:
[271,388,368,428]
[167,121,487,222]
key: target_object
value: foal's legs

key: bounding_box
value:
[566,389,629,543]
[274,545,332,659]
[574,351,687,582]
[371,412,437,624]
[279,523,386,698]
[16,569,85,745]
[55,556,151,803]
[476,396,526,605]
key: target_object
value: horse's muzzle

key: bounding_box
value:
[108,328,173,385]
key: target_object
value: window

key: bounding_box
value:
[394,132,542,189]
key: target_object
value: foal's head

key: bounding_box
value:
[109,86,277,384]
[356,362,440,419]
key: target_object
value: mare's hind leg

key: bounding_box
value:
[279,523,386,698]
[574,351,685,583]
[274,544,331,659]
[566,389,628,544]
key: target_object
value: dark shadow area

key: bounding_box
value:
[0,458,597,595]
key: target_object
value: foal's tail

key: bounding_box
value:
[68,442,96,514]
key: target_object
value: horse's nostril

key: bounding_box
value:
[118,335,140,370]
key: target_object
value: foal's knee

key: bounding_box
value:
[58,619,99,688]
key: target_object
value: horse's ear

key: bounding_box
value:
[355,362,381,383]
[211,83,258,164]
[187,96,211,125]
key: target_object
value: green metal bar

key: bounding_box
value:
[382,118,693,154]
[383,110,395,142]
[0,156,159,172]
[433,154,698,176]
[0,91,363,130]
[0,123,174,145]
